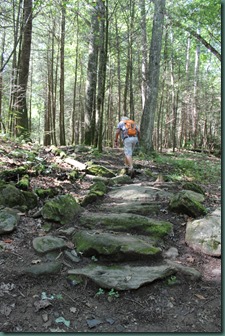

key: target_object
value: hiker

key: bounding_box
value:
[114,116,140,173]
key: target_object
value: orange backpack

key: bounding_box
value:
[124,119,137,136]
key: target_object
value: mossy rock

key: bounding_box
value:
[73,230,161,261]
[35,188,59,199]
[169,190,207,218]
[79,212,173,238]
[0,167,27,181]
[182,182,205,195]
[89,181,107,196]
[0,184,27,210]
[86,164,116,178]
[42,194,83,224]
[22,191,38,209]
[16,174,30,190]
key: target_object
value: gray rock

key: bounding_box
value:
[24,261,61,276]
[169,190,207,218]
[109,175,133,186]
[0,208,20,234]
[108,184,171,201]
[33,236,67,254]
[185,208,221,256]
[99,201,160,216]
[166,260,201,280]
[164,247,179,260]
[68,264,176,290]
[79,212,173,238]
[42,194,83,224]
[73,230,161,260]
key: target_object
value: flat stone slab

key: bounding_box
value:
[33,236,67,254]
[73,230,161,260]
[108,184,171,201]
[68,264,176,290]
[99,201,160,216]
[79,212,173,237]
[185,208,221,256]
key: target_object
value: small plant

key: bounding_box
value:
[96,288,105,296]
[167,275,177,285]
[91,256,98,262]
[108,288,120,298]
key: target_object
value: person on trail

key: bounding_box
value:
[114,116,140,174]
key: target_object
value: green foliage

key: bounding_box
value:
[153,152,220,184]
[166,275,177,285]
[108,288,120,298]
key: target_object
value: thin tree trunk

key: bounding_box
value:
[15,0,32,139]
[140,0,148,110]
[59,4,66,145]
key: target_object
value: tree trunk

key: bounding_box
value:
[84,3,99,145]
[140,0,148,110]
[59,4,66,145]
[140,0,165,153]
[15,0,32,139]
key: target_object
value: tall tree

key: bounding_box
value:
[15,0,32,138]
[84,2,99,145]
[59,3,66,145]
[140,0,166,152]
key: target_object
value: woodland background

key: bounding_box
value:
[0,0,221,153]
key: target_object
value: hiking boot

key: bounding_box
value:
[128,168,135,178]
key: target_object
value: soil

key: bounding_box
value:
[0,143,221,333]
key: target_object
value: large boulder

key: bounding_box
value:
[185,208,221,256]
[42,194,83,224]
[0,184,37,211]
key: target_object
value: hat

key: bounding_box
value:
[121,116,129,121]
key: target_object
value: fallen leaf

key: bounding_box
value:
[70,307,77,313]
[195,294,206,300]
[187,256,195,263]
[3,239,13,244]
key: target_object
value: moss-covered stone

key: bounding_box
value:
[169,190,207,218]
[182,182,205,195]
[0,208,20,234]
[86,164,116,178]
[42,194,83,224]
[22,191,38,209]
[35,188,59,199]
[0,167,27,181]
[79,212,173,238]
[0,184,26,209]
[89,181,107,196]
[73,230,161,260]
[16,174,30,190]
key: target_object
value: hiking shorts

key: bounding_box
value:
[123,136,138,157]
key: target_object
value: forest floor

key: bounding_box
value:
[0,141,222,333]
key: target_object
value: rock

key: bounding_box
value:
[72,230,161,260]
[0,184,26,210]
[79,212,173,238]
[68,264,176,290]
[182,182,205,195]
[169,190,207,218]
[0,208,20,234]
[89,181,107,196]
[33,236,67,254]
[99,201,160,216]
[164,247,179,260]
[64,158,86,171]
[166,260,201,280]
[24,261,61,276]
[22,191,38,209]
[108,175,133,186]
[42,194,83,224]
[64,250,80,263]
[108,184,171,201]
[86,164,116,178]
[185,208,221,256]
